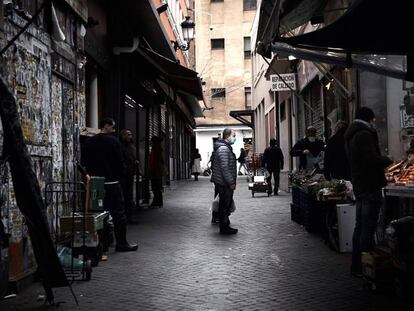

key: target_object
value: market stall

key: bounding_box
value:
[290,170,355,251]
[357,158,414,295]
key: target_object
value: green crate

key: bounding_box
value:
[89,176,105,211]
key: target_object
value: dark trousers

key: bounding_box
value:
[103,183,126,225]
[266,170,280,194]
[351,191,382,272]
[121,175,135,219]
[215,184,234,228]
[150,178,163,206]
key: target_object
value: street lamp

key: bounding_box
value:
[172,16,195,51]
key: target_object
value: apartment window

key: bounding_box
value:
[243,0,257,11]
[244,37,251,59]
[211,38,225,50]
[211,88,226,99]
[245,87,251,108]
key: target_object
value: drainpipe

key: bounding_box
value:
[89,74,98,128]
[112,37,140,55]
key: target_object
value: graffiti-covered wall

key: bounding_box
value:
[0,6,86,282]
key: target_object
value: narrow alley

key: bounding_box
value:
[1,177,410,311]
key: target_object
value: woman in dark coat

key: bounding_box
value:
[237,148,248,175]
[148,136,167,207]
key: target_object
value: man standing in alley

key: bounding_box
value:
[262,139,284,196]
[345,107,392,276]
[290,126,324,170]
[83,118,138,252]
[120,129,138,224]
[211,128,238,234]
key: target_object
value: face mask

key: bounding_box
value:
[230,136,237,144]
[308,137,316,142]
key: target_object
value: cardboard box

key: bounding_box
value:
[59,212,108,233]
[362,249,393,281]
[73,232,99,248]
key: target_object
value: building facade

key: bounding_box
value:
[194,0,256,168]
[0,0,203,289]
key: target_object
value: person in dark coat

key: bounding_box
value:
[120,129,138,223]
[190,148,202,181]
[290,126,325,170]
[211,128,238,234]
[83,118,138,252]
[148,136,167,208]
[324,121,351,181]
[344,107,392,276]
[262,139,284,195]
[237,148,248,175]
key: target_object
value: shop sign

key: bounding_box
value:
[270,74,296,92]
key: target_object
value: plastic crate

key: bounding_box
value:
[290,203,301,224]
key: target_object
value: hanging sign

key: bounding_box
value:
[270,73,296,92]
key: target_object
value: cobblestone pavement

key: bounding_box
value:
[1,177,412,310]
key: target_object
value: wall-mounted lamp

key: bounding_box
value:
[172,16,195,51]
[288,55,296,61]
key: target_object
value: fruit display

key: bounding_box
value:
[386,158,414,184]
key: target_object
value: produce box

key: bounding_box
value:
[73,232,99,248]
[290,203,301,224]
[385,216,414,255]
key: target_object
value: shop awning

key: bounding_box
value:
[112,0,176,61]
[137,47,204,100]
[257,0,414,81]
[275,0,413,56]
[179,93,204,118]
[230,110,254,128]
[270,43,408,81]
[257,0,326,57]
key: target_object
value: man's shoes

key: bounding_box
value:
[149,204,163,209]
[273,192,279,196]
[238,172,243,176]
[350,271,363,278]
[219,226,238,235]
[115,243,138,252]
[211,217,219,224]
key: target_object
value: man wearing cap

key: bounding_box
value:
[345,107,392,276]
[290,126,325,170]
